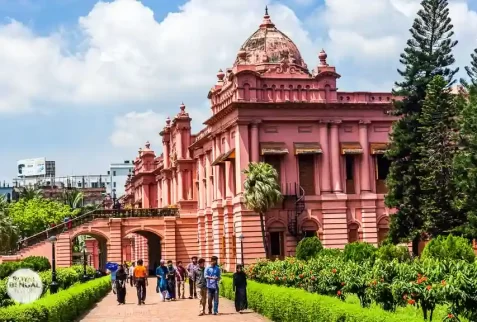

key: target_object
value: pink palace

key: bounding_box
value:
[123,9,397,269]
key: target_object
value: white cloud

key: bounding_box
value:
[109,110,165,149]
[2,0,477,147]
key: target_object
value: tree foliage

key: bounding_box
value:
[0,196,18,253]
[243,162,282,258]
[386,0,459,253]
[61,189,84,209]
[8,197,77,237]
[19,186,43,201]
[417,75,463,235]
[421,234,475,263]
[296,237,323,260]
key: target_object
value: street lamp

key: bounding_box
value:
[48,235,59,294]
[238,234,244,266]
[82,244,88,282]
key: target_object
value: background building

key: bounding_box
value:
[16,158,56,186]
[107,161,134,198]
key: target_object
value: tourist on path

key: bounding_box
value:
[187,256,199,299]
[205,256,221,315]
[129,262,135,287]
[134,259,148,305]
[115,265,127,305]
[156,260,168,301]
[176,260,187,299]
[233,264,248,313]
[193,258,207,316]
[166,260,177,301]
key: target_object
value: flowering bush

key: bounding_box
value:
[246,254,477,321]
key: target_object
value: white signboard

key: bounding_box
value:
[7,268,44,304]
[17,158,46,177]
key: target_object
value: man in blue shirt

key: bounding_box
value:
[205,256,221,315]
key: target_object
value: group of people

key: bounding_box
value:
[109,256,248,316]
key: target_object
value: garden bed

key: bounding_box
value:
[0,276,110,322]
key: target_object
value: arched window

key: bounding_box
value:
[348,222,360,243]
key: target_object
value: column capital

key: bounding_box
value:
[329,119,342,126]
[250,120,262,127]
[319,119,331,125]
[359,120,372,126]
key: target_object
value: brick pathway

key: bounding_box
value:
[80,279,268,322]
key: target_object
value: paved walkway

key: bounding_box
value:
[80,279,268,322]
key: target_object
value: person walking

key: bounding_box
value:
[134,259,148,305]
[129,262,135,287]
[116,264,127,305]
[166,260,177,301]
[176,261,187,299]
[205,256,221,315]
[187,256,199,299]
[193,258,207,316]
[233,264,248,313]
[156,260,168,301]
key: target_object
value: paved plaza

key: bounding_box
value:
[80,281,268,322]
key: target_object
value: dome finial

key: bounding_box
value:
[318,49,328,66]
[260,5,274,28]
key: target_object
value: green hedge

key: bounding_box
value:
[0,276,110,322]
[0,257,51,280]
[219,276,422,322]
[0,265,96,307]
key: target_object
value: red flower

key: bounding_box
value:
[299,274,304,279]
[275,277,279,281]
[311,276,316,281]
[448,314,454,319]
[403,294,408,300]
[341,282,345,286]
[337,290,341,296]
[282,277,287,281]
[332,269,337,274]
[426,285,432,291]
[441,280,446,286]
[408,299,415,305]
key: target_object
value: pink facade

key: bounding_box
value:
[121,10,398,271]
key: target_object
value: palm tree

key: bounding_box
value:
[62,189,84,209]
[19,186,42,200]
[243,162,282,258]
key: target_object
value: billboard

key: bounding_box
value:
[17,158,46,177]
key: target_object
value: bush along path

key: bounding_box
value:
[246,238,477,321]
[0,264,96,307]
[0,276,111,322]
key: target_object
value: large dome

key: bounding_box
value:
[234,7,307,70]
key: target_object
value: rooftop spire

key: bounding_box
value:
[260,5,274,28]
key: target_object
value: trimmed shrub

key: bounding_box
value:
[219,276,420,322]
[0,265,96,307]
[0,276,110,321]
[344,242,377,263]
[376,244,411,263]
[421,235,475,263]
[319,248,343,258]
[0,256,51,280]
[296,237,323,260]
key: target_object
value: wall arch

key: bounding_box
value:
[347,220,362,243]
[376,215,390,243]
[123,227,164,239]
[70,229,110,242]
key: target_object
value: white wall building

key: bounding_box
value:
[107,161,134,197]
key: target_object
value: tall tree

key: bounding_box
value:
[464,48,477,86]
[453,80,477,239]
[243,162,282,258]
[386,0,458,255]
[417,75,463,235]
[0,196,18,253]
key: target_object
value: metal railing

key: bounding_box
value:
[8,207,179,254]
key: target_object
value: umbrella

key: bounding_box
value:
[106,262,119,272]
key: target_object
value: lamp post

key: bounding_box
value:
[82,244,88,282]
[238,234,244,266]
[48,235,59,294]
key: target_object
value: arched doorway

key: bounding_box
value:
[126,230,162,276]
[71,232,108,271]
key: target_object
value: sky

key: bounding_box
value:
[1,0,477,182]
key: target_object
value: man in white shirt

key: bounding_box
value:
[129,262,136,287]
